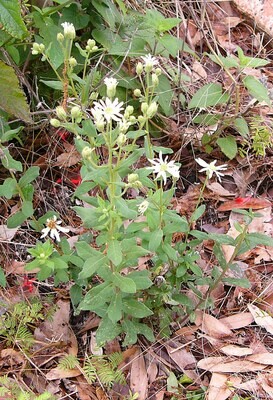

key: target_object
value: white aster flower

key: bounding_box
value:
[141,54,159,72]
[195,158,227,182]
[138,200,149,214]
[148,151,180,184]
[40,215,69,242]
[92,98,124,123]
[61,22,76,39]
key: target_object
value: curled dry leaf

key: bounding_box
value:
[248,304,273,335]
[45,366,81,380]
[246,353,273,365]
[165,341,198,381]
[218,197,271,211]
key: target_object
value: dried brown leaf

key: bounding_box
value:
[197,357,267,372]
[248,304,273,335]
[195,311,233,338]
[46,367,81,380]
[220,344,253,357]
[220,312,254,329]
[207,372,241,400]
[130,347,148,400]
[247,353,273,365]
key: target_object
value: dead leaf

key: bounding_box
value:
[46,366,81,380]
[218,197,271,211]
[197,357,267,372]
[206,182,235,197]
[259,373,273,397]
[247,353,273,365]
[54,146,81,168]
[165,341,198,381]
[195,311,233,338]
[220,344,253,357]
[220,312,254,329]
[130,347,148,400]
[207,372,241,400]
[248,304,273,335]
[1,348,25,366]
[0,225,18,240]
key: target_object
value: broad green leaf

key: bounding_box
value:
[96,317,121,345]
[122,320,138,345]
[161,242,178,261]
[222,277,251,288]
[75,241,94,260]
[7,211,26,228]
[167,372,179,394]
[217,136,237,159]
[208,53,239,69]
[243,76,271,105]
[122,299,153,318]
[148,229,163,252]
[70,284,82,307]
[40,80,64,91]
[79,283,114,310]
[0,126,22,142]
[0,61,32,123]
[79,254,108,279]
[115,198,137,219]
[188,83,229,109]
[157,74,174,116]
[19,167,40,188]
[0,177,17,198]
[107,292,122,323]
[193,113,221,126]
[112,272,136,293]
[107,240,123,266]
[234,117,249,137]
[2,147,22,172]
[158,34,194,57]
[22,201,34,218]
[172,293,193,307]
[0,0,28,39]
[237,47,269,68]
[127,271,153,290]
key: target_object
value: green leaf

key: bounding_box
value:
[96,317,121,345]
[127,271,153,290]
[22,201,34,218]
[234,117,249,138]
[112,272,136,293]
[107,240,123,266]
[122,299,153,318]
[1,147,22,171]
[222,277,251,288]
[79,283,114,310]
[107,291,122,323]
[213,243,227,269]
[161,242,178,261]
[40,80,64,91]
[246,232,273,248]
[217,136,237,159]
[79,253,108,279]
[0,267,6,288]
[188,83,229,109]
[7,211,26,228]
[237,47,269,68]
[172,293,193,307]
[0,177,17,198]
[0,61,32,123]
[157,74,174,116]
[148,229,163,252]
[122,320,138,345]
[115,198,137,219]
[0,0,28,39]
[167,372,179,394]
[243,76,271,105]
[190,205,206,223]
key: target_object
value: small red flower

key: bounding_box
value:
[57,129,69,141]
[70,176,82,186]
[22,276,35,293]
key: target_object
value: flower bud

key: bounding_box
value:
[61,22,76,40]
[129,116,137,124]
[89,92,98,101]
[151,73,159,87]
[69,57,77,68]
[104,77,118,98]
[87,39,96,49]
[141,102,149,114]
[136,62,143,75]
[125,105,134,116]
[57,33,64,43]
[82,146,93,159]
[92,45,98,51]
[155,67,162,76]
[147,102,158,118]
[117,133,127,147]
[138,115,146,124]
[32,42,44,55]
[128,173,139,184]
[56,106,67,121]
[133,89,142,97]
[50,118,61,128]
[70,106,82,120]
[95,118,105,132]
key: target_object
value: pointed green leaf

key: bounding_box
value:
[107,240,123,266]
[107,291,123,323]
[96,317,121,345]
[243,76,271,105]
[0,61,32,123]
[78,253,108,279]
[7,211,26,228]
[122,299,153,318]
[189,83,229,109]
[0,267,6,287]
[127,270,153,290]
[148,229,163,252]
[217,136,237,159]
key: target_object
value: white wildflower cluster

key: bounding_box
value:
[40,215,69,242]
[195,158,227,182]
[32,42,45,55]
[148,151,180,184]
[61,22,76,40]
